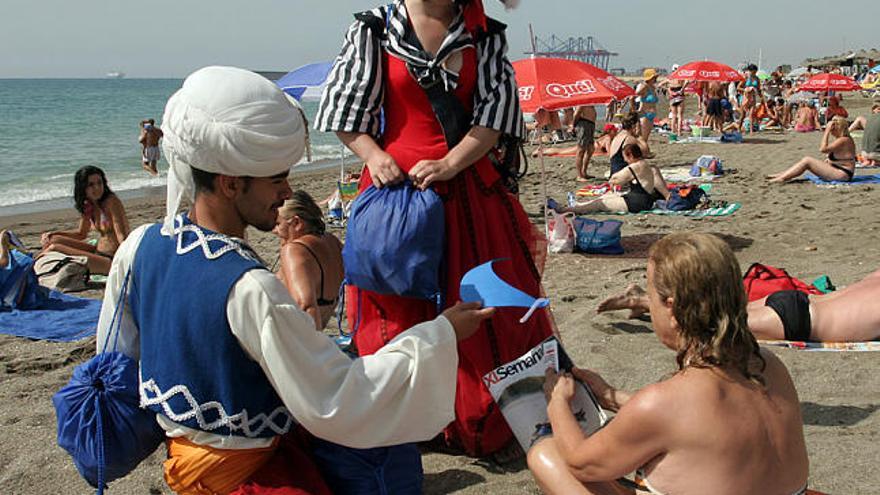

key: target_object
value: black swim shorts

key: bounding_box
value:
[574,118,596,148]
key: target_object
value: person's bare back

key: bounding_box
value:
[637,351,808,495]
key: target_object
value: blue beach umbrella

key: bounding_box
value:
[460,259,550,323]
[869,65,880,74]
[276,61,334,101]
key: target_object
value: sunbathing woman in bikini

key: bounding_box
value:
[39,166,130,275]
[529,232,810,495]
[532,125,618,158]
[768,116,856,183]
[274,190,343,330]
[599,266,880,343]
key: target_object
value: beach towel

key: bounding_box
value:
[759,340,880,352]
[805,173,880,186]
[661,166,718,183]
[0,290,100,342]
[594,203,741,217]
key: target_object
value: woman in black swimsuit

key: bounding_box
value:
[768,116,857,183]
[275,190,344,330]
[608,113,647,176]
[554,144,669,215]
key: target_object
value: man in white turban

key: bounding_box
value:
[95,66,492,494]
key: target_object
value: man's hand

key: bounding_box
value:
[365,150,404,189]
[442,302,495,341]
[409,158,458,190]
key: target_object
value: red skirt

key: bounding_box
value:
[348,161,553,456]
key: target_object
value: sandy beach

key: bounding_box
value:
[1,97,879,494]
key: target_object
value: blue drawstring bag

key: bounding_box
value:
[52,270,165,493]
[1,250,48,311]
[311,440,423,495]
[342,182,445,303]
[572,218,624,255]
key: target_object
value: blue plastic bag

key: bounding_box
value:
[52,270,164,493]
[572,218,624,255]
[1,250,48,311]
[342,182,445,302]
[663,186,707,211]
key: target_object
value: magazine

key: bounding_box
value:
[483,336,607,451]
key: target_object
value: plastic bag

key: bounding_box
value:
[572,218,624,255]
[547,211,575,254]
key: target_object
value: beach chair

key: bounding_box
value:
[327,179,360,228]
[860,78,879,98]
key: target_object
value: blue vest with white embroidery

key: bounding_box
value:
[130,219,292,438]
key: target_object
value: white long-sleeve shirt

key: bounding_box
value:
[96,224,458,450]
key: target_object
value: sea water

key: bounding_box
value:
[0,79,346,216]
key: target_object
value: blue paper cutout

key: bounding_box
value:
[460,259,549,323]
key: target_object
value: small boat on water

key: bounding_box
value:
[106,71,125,79]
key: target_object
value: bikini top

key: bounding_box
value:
[86,203,114,236]
[642,87,658,104]
[745,78,760,88]
[292,240,338,307]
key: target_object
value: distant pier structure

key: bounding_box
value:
[525,35,618,71]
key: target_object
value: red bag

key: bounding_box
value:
[742,263,823,302]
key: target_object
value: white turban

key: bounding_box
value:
[160,66,306,234]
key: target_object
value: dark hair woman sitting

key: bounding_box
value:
[39,166,130,275]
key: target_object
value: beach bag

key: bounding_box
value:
[53,270,165,493]
[312,440,423,495]
[689,155,724,176]
[664,186,707,211]
[742,263,823,302]
[547,211,575,254]
[343,182,445,304]
[34,251,90,292]
[572,217,624,255]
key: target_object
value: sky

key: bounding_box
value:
[2,0,877,78]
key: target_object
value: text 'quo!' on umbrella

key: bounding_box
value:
[669,60,744,83]
[512,57,635,113]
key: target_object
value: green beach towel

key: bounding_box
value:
[596,203,741,217]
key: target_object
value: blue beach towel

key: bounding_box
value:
[0,291,101,342]
[805,173,880,186]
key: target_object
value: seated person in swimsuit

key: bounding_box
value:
[794,102,821,132]
[39,166,130,275]
[599,267,880,343]
[756,99,783,128]
[274,190,344,330]
[607,113,648,176]
[529,232,809,495]
[768,116,856,183]
[552,144,668,215]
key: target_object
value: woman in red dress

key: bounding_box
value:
[317,0,553,457]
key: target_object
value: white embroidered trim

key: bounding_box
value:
[140,378,293,437]
[169,215,261,263]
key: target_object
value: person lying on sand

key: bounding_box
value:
[767,117,856,183]
[39,166,130,275]
[532,125,618,158]
[274,191,343,330]
[551,144,668,214]
[598,267,880,343]
[529,232,809,495]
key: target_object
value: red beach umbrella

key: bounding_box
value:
[797,73,862,92]
[512,57,635,113]
[669,60,744,82]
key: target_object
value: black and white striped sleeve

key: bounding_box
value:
[472,30,523,138]
[315,20,384,136]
